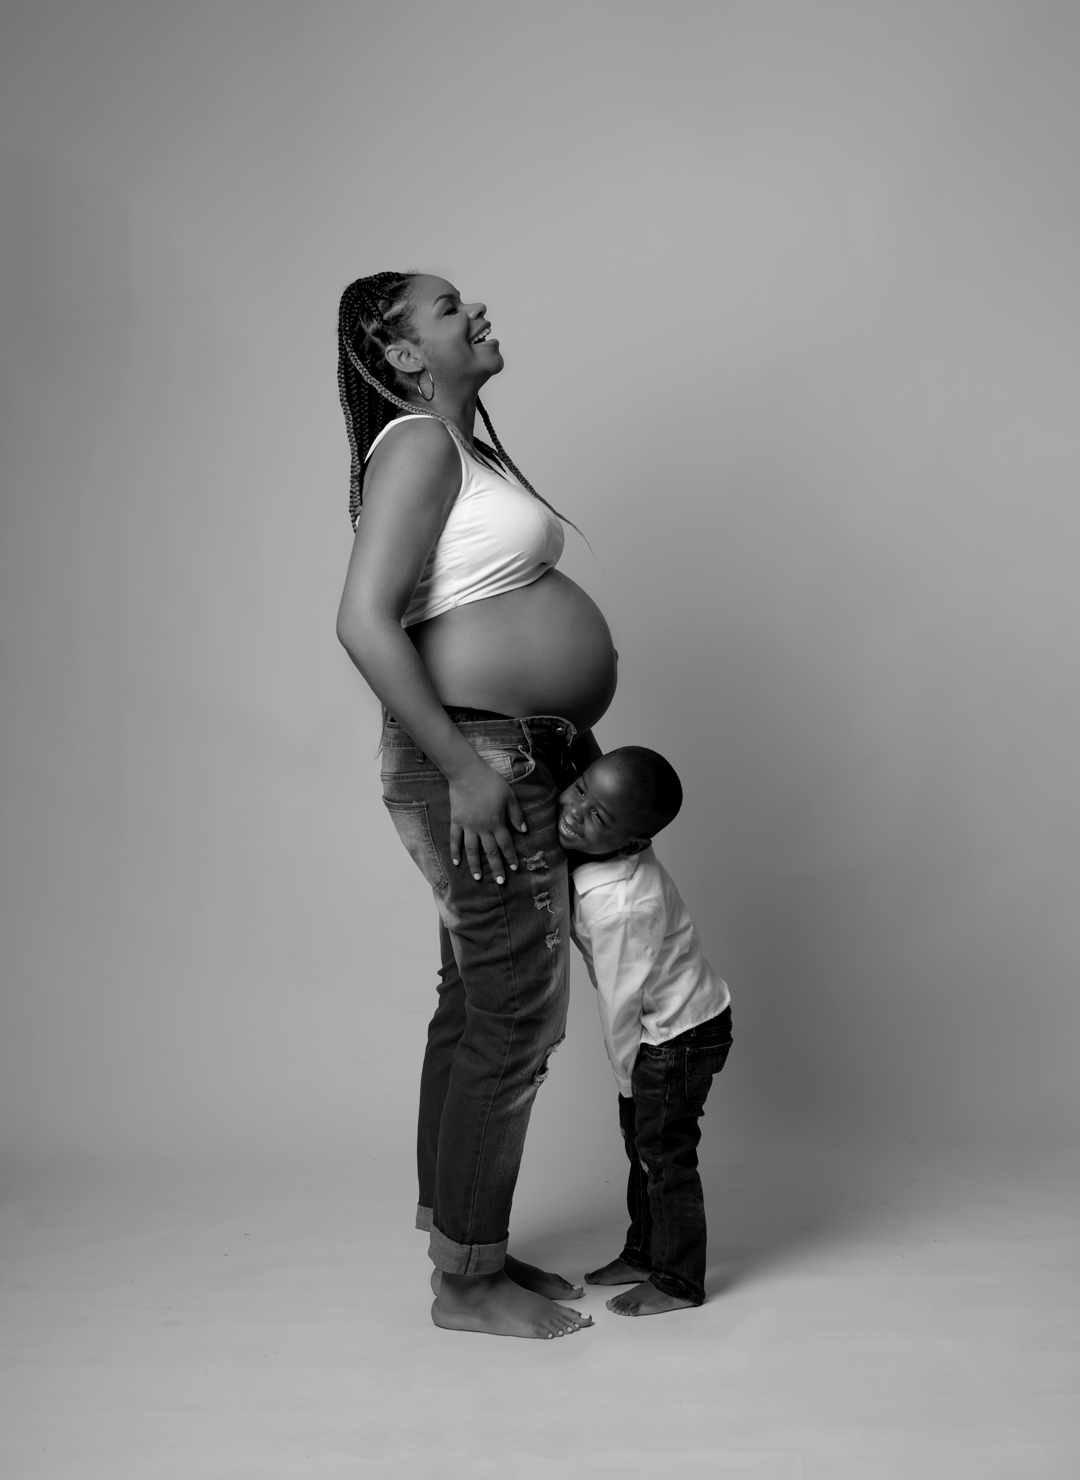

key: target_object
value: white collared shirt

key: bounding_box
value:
[569,847,731,1097]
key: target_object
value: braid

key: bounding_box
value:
[475,398,577,531]
[337,272,577,535]
[337,272,458,530]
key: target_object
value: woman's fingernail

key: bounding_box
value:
[509,864,517,871]
[473,872,481,880]
[519,823,527,832]
[452,858,459,866]
[496,875,504,885]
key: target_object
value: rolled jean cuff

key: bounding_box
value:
[415,1204,433,1232]
[648,1271,705,1306]
[428,1223,507,1276]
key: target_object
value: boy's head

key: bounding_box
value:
[558,747,683,859]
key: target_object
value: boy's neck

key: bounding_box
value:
[567,844,646,874]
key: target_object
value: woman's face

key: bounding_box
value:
[393,274,504,387]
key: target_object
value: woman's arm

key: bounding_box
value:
[336,420,527,883]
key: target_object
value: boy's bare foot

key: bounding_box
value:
[584,1256,646,1286]
[430,1255,583,1302]
[503,1253,584,1300]
[606,1281,697,1317]
[432,1269,594,1339]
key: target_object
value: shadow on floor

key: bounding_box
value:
[510,1126,944,1300]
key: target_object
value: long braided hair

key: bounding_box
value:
[337,271,570,531]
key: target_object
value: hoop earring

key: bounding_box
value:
[416,368,435,402]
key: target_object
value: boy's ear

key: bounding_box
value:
[617,836,650,858]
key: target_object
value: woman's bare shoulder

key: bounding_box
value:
[361,417,462,525]
[367,416,460,478]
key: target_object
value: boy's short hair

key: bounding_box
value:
[604,746,683,839]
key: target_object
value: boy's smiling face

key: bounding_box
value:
[557,757,651,858]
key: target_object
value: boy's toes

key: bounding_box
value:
[503,1254,584,1302]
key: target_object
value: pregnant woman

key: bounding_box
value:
[335,271,617,1339]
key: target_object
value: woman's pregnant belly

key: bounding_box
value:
[408,570,618,733]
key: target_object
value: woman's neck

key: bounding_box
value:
[401,385,480,447]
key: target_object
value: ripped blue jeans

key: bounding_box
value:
[380,714,578,1276]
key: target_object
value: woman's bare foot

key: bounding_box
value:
[503,1253,583,1300]
[433,1269,594,1339]
[584,1256,646,1286]
[606,1280,697,1317]
[430,1255,583,1301]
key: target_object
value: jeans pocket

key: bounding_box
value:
[382,798,448,894]
[633,1042,675,1102]
[684,1041,732,1107]
[472,744,537,785]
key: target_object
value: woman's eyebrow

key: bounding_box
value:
[432,292,458,307]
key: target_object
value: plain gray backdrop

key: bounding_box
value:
[2,0,1078,1204]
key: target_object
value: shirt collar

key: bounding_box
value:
[571,847,654,896]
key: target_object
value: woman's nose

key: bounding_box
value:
[467,300,487,319]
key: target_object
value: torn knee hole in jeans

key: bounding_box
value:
[544,929,561,951]
[533,890,553,913]
[532,1034,565,1086]
[524,850,546,872]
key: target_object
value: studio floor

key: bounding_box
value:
[1,1142,1077,1480]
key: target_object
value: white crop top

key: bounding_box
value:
[365,415,565,629]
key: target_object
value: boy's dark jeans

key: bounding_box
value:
[618,1007,733,1305]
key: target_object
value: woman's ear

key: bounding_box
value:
[383,340,423,377]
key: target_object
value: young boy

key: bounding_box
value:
[559,747,732,1316]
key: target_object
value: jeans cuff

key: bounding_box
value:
[648,1271,705,1306]
[415,1204,433,1232]
[429,1223,508,1275]
[618,1247,653,1274]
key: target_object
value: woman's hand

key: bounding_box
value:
[449,758,528,885]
